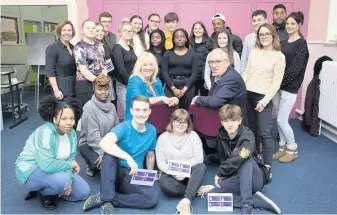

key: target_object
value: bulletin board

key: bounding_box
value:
[1,16,19,44]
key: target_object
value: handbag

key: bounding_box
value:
[75,71,94,96]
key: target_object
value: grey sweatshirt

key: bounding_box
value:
[155,131,204,173]
[78,95,119,155]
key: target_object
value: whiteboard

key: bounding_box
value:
[26,33,56,65]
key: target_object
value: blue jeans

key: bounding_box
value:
[100,153,159,208]
[22,168,91,201]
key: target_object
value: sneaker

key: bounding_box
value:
[241,204,254,214]
[83,193,101,211]
[86,164,95,177]
[253,191,281,214]
[176,198,192,215]
[100,202,116,214]
[279,148,298,163]
[272,144,286,160]
[197,185,215,198]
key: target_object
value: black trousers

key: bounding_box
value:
[210,158,264,207]
[165,84,195,111]
[195,79,209,96]
[79,144,99,170]
[159,163,207,201]
[246,91,273,166]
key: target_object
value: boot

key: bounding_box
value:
[279,145,298,163]
[272,143,286,160]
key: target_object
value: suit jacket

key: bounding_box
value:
[195,66,247,122]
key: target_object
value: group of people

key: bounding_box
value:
[15,3,310,215]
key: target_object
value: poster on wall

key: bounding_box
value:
[1,16,19,44]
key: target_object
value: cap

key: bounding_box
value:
[212,13,225,22]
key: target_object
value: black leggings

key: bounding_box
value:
[159,163,207,201]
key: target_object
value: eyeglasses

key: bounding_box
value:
[259,32,272,38]
[101,21,111,24]
[149,20,160,24]
[208,60,224,66]
[173,120,188,126]
[122,30,133,34]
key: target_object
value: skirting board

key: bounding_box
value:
[296,109,337,143]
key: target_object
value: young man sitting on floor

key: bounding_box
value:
[83,96,159,214]
[209,104,280,214]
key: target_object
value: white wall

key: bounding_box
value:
[326,0,337,42]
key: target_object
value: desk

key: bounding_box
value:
[1,69,28,129]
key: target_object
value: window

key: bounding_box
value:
[24,20,41,43]
[44,22,58,33]
[0,16,19,44]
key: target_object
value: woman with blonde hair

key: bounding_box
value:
[125,52,178,120]
[156,109,214,215]
[243,23,285,170]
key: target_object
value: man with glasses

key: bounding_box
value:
[99,12,117,55]
[145,13,161,46]
[83,96,159,214]
[192,49,246,116]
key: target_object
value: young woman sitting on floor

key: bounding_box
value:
[156,109,214,215]
[15,96,90,210]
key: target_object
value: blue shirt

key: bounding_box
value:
[111,120,157,168]
[125,75,165,120]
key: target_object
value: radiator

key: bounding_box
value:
[319,61,337,128]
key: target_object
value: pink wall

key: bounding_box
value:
[87,0,309,40]
[87,0,311,117]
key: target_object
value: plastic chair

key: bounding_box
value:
[148,102,178,135]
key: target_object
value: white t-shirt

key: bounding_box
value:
[56,133,71,160]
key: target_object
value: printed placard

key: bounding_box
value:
[106,59,114,72]
[167,160,191,178]
[208,193,233,212]
[130,169,157,186]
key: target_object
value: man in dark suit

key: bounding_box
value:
[192,48,246,121]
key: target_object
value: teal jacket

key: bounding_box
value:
[15,122,77,184]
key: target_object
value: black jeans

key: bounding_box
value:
[100,154,159,208]
[79,144,99,170]
[195,79,209,96]
[159,163,207,202]
[210,158,264,207]
[246,91,273,166]
[165,84,195,111]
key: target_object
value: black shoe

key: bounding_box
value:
[207,153,220,164]
[276,133,280,142]
[40,194,57,210]
[253,191,281,214]
[24,191,38,200]
[241,204,254,214]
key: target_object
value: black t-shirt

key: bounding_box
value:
[161,49,198,88]
[112,44,137,85]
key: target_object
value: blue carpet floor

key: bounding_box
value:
[1,86,337,214]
